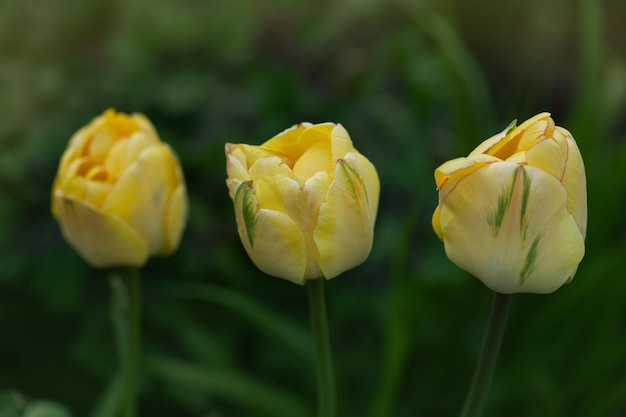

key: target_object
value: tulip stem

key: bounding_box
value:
[460,292,512,417]
[307,278,337,417]
[124,268,141,417]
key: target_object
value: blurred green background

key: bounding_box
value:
[1,0,626,416]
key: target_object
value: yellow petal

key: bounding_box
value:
[432,205,443,240]
[250,158,300,216]
[83,180,112,208]
[470,113,551,159]
[225,144,253,199]
[164,184,188,254]
[314,156,378,279]
[302,171,331,230]
[249,160,324,278]
[560,133,587,237]
[102,145,177,255]
[105,133,154,179]
[470,129,509,157]
[330,124,356,161]
[514,117,553,153]
[52,192,148,267]
[261,123,334,164]
[131,112,161,141]
[435,157,475,189]
[435,154,500,199]
[292,139,332,179]
[524,137,566,180]
[259,123,311,156]
[234,181,308,284]
[353,152,380,218]
[438,162,584,294]
[89,128,115,163]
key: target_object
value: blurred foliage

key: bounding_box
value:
[1,0,626,416]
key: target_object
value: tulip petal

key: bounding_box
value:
[102,145,176,255]
[262,123,334,165]
[292,139,332,180]
[132,113,160,140]
[250,159,327,277]
[435,155,500,199]
[225,145,251,177]
[470,113,551,159]
[439,163,584,294]
[353,152,380,219]
[53,193,148,267]
[524,137,566,181]
[559,131,587,237]
[164,184,188,255]
[234,181,308,284]
[432,206,443,240]
[314,157,375,279]
[260,123,311,156]
[106,133,155,179]
[250,158,300,217]
[330,124,356,161]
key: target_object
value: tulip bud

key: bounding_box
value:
[225,123,380,284]
[52,109,188,268]
[432,113,587,294]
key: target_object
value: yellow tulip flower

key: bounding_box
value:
[52,109,188,268]
[433,113,586,294]
[226,123,380,284]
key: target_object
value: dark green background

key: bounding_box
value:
[1,0,625,416]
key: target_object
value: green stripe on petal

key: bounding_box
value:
[439,163,584,294]
[520,233,541,284]
[234,181,258,248]
[314,158,374,279]
[487,168,519,237]
[520,168,531,240]
[339,159,366,204]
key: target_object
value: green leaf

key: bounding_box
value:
[22,401,72,417]
[145,355,313,417]
[108,274,128,365]
[154,282,312,360]
[88,372,124,417]
[0,390,25,417]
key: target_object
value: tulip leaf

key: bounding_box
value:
[22,400,73,417]
[88,372,124,417]
[153,281,312,359]
[0,390,25,416]
[145,355,313,417]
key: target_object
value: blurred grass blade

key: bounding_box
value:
[103,275,129,417]
[153,282,311,359]
[89,373,124,417]
[145,355,313,417]
[397,0,494,145]
[109,274,128,364]
[570,0,605,153]
[369,199,423,417]
[22,400,73,417]
[0,390,25,416]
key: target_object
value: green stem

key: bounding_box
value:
[125,268,141,417]
[307,278,336,417]
[460,292,512,417]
